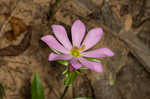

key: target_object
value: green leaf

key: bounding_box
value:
[56,60,69,66]
[84,57,104,66]
[62,69,69,75]
[50,48,61,54]
[85,57,101,62]
[32,72,45,99]
[74,97,94,99]
[80,67,88,70]
[0,83,5,99]
[74,70,80,74]
[64,71,77,86]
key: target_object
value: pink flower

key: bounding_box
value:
[41,20,114,72]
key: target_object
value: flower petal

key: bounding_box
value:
[49,53,72,61]
[79,57,103,72]
[52,25,72,50]
[82,28,103,51]
[70,58,82,69]
[81,48,114,58]
[71,20,86,47]
[41,35,69,54]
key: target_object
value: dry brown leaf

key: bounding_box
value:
[9,17,27,36]
[111,5,121,20]
[0,26,32,56]
[5,31,15,41]
[4,17,27,41]
[124,14,132,31]
[92,0,103,6]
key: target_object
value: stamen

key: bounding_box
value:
[79,45,86,51]
[70,46,85,58]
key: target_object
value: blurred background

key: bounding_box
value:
[0,0,150,99]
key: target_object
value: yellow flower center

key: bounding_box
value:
[70,45,85,58]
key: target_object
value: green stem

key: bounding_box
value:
[60,86,69,99]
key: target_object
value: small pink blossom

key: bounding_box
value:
[41,20,114,72]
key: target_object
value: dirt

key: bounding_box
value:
[0,0,150,99]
